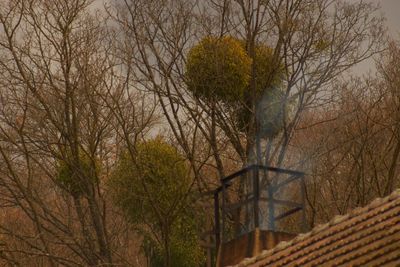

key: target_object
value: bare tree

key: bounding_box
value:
[106,1,385,264]
[0,0,156,265]
[0,0,391,265]
[109,0,385,181]
[295,42,400,226]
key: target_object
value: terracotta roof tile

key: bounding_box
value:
[233,189,400,267]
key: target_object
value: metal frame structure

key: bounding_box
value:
[212,164,306,250]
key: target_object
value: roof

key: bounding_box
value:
[233,188,400,267]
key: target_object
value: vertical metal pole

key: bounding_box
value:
[268,185,275,231]
[221,184,226,243]
[300,175,307,232]
[256,133,262,166]
[244,173,250,232]
[253,166,260,228]
[214,192,221,250]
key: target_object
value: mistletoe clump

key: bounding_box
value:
[56,150,99,196]
[186,36,287,137]
[186,36,252,102]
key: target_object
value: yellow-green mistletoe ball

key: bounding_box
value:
[252,44,284,95]
[185,36,252,102]
[56,152,98,196]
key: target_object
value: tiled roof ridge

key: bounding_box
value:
[234,188,400,267]
[269,199,400,266]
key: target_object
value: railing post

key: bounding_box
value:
[214,192,221,251]
[268,186,275,231]
[253,165,260,228]
[300,175,307,232]
[221,183,226,243]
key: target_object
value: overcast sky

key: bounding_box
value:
[379,0,400,36]
[96,0,399,37]
[94,0,399,74]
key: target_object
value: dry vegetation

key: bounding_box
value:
[0,0,397,266]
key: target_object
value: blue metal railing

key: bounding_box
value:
[213,164,306,250]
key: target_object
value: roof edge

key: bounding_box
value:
[233,188,400,267]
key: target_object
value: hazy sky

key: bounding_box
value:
[346,0,400,74]
[94,0,398,74]
[96,0,399,35]
[379,0,400,36]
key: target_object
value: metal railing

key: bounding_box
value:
[212,164,306,250]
